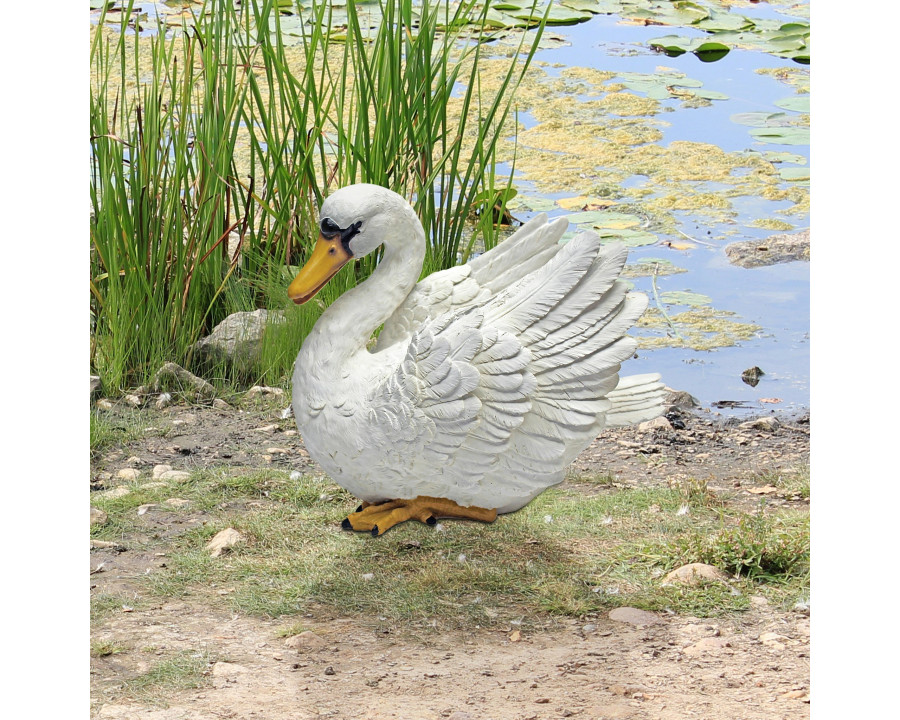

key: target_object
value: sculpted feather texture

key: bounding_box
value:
[291,184,664,515]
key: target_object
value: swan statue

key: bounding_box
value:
[288,184,665,535]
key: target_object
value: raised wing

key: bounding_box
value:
[374,213,567,350]
[366,232,663,510]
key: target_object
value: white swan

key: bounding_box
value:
[289,184,664,535]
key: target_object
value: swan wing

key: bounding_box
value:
[366,233,663,507]
[374,213,567,350]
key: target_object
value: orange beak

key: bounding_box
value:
[288,234,353,305]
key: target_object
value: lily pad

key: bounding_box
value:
[594,227,658,247]
[774,96,810,113]
[649,35,730,62]
[748,126,810,146]
[778,167,810,182]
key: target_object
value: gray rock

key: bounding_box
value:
[152,362,216,401]
[91,507,108,526]
[116,468,140,481]
[664,387,699,410]
[152,464,173,479]
[193,310,284,372]
[637,416,672,433]
[90,375,101,399]
[245,385,285,401]
[725,228,810,268]
[206,528,245,558]
[212,398,232,411]
[608,607,663,626]
[739,417,781,432]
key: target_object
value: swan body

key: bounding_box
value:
[290,184,664,518]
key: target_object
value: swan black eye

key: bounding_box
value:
[328,247,336,255]
[320,217,341,235]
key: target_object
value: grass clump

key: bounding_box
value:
[125,649,216,701]
[91,639,127,658]
[667,509,809,580]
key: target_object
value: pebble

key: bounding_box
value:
[124,394,142,407]
[212,398,232,411]
[284,631,327,651]
[683,636,732,656]
[206,528,246,558]
[638,416,673,432]
[245,385,285,400]
[95,398,114,410]
[159,470,191,481]
[91,507,108,526]
[739,417,780,432]
[152,464,173,479]
[116,468,140,481]
[137,504,157,515]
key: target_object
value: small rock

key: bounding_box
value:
[155,392,173,409]
[137,504,156,516]
[90,539,123,550]
[95,398,114,411]
[152,362,216,401]
[254,424,279,433]
[159,470,191,482]
[739,417,780,432]
[245,385,285,401]
[267,447,289,454]
[741,366,764,387]
[581,623,597,634]
[140,482,168,491]
[206,528,246,558]
[324,666,336,676]
[124,394,142,407]
[90,375,101,398]
[90,507,108,526]
[212,398,232,411]
[116,468,140,481]
[193,310,284,372]
[608,607,663,626]
[638,416,672,433]
[662,563,730,586]
[284,631,327,651]
[750,595,769,608]
[152,464,173,479]
[664,387,699,410]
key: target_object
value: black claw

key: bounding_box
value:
[371,525,380,537]
[355,504,364,513]
[341,517,353,531]
[426,516,437,526]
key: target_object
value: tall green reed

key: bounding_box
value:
[90,0,545,392]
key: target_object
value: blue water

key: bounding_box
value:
[519,10,810,415]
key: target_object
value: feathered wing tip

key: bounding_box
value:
[604,373,667,427]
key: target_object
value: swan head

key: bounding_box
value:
[288,184,413,305]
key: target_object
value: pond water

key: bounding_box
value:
[505,8,810,417]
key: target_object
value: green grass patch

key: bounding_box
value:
[91,468,809,629]
[124,650,216,701]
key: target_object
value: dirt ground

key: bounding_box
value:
[90,398,810,719]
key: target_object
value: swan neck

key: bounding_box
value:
[303,217,425,362]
